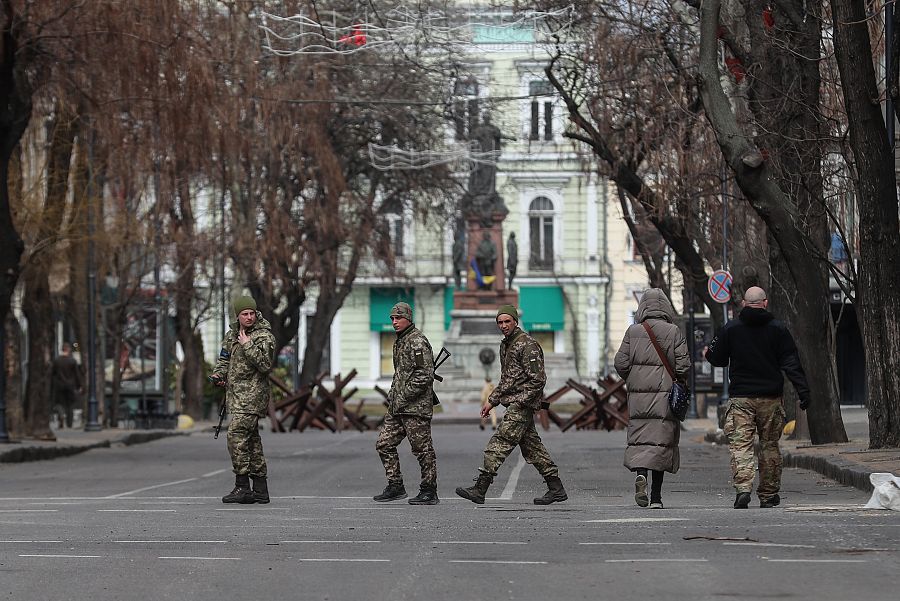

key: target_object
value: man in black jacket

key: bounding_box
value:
[705,287,811,510]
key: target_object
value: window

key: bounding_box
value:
[380,332,394,377]
[381,198,404,257]
[530,331,555,353]
[453,79,479,140]
[528,196,554,270]
[529,80,554,141]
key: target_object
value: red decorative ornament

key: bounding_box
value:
[725,57,746,83]
[339,24,367,46]
[762,7,775,30]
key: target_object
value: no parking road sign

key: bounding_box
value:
[708,270,732,304]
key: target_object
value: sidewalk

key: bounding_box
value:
[700,405,899,493]
[0,423,204,464]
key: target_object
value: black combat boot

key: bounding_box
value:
[373,481,407,502]
[534,475,568,505]
[455,472,493,504]
[408,484,440,505]
[251,476,270,504]
[222,475,255,504]
[760,494,780,508]
[734,492,751,509]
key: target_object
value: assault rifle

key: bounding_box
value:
[209,374,227,439]
[433,347,451,382]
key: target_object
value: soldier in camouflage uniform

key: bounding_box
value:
[456,305,567,505]
[374,302,440,505]
[211,295,276,504]
[705,287,812,509]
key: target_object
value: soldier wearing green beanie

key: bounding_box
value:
[457,304,567,506]
[211,294,276,504]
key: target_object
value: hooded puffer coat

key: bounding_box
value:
[614,289,690,473]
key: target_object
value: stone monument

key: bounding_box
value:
[440,115,519,396]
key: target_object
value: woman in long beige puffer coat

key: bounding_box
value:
[614,289,690,509]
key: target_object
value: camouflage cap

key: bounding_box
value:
[389,302,413,321]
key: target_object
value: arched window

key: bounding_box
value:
[529,197,554,270]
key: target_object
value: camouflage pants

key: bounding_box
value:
[376,413,437,487]
[723,396,784,500]
[227,413,267,478]
[481,404,558,478]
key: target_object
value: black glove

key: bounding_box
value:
[799,397,810,411]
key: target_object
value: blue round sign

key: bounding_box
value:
[707,270,732,304]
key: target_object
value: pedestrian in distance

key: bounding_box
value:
[456,305,567,505]
[704,286,812,509]
[479,376,497,431]
[211,295,276,504]
[374,302,440,505]
[615,289,689,509]
[51,342,84,429]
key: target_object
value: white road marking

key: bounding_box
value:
[106,478,199,498]
[279,540,381,544]
[97,509,176,513]
[20,554,102,558]
[297,558,390,562]
[580,542,671,546]
[215,507,290,511]
[0,509,58,513]
[499,451,526,500]
[114,540,227,544]
[201,469,229,478]
[583,518,688,524]
[289,438,355,457]
[1,540,62,543]
[450,560,547,565]
[432,541,527,545]
[158,556,241,560]
[765,559,867,563]
[724,542,816,548]
[27,502,83,505]
[605,559,708,563]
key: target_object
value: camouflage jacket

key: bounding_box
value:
[489,327,546,411]
[211,313,276,417]
[388,325,435,418]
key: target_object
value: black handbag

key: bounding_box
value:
[642,322,690,422]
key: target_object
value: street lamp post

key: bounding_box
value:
[84,128,101,432]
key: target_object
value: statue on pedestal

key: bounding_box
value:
[463,114,510,228]
[474,233,497,289]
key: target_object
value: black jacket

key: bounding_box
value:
[704,307,810,402]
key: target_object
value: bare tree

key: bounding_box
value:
[829,0,900,448]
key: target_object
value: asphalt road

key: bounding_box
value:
[0,424,897,601]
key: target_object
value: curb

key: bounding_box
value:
[0,430,186,464]
[782,450,874,493]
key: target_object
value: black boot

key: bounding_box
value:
[373,481,407,502]
[408,484,440,505]
[734,492,751,509]
[760,494,780,508]
[455,472,493,505]
[534,475,568,505]
[222,475,255,504]
[251,476,270,504]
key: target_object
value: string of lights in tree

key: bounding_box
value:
[260,6,575,56]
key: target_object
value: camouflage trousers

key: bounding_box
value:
[376,413,437,487]
[481,404,558,478]
[227,413,267,478]
[723,396,784,500]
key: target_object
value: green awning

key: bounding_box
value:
[520,286,564,332]
[444,286,455,331]
[370,288,414,332]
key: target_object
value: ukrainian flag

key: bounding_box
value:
[469,258,496,287]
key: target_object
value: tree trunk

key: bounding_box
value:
[830,0,900,448]
[698,0,847,443]
[3,313,24,438]
[22,270,54,438]
[170,176,205,418]
[22,105,75,438]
